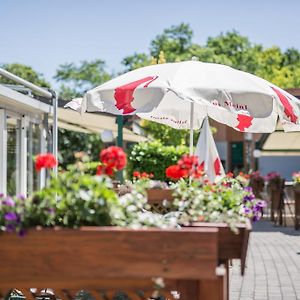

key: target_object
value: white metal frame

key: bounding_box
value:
[19,115,28,195]
[0,109,7,195]
[0,107,45,195]
[0,68,57,178]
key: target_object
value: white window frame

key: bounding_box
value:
[0,107,45,196]
[0,109,7,195]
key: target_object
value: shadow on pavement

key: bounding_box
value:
[252,219,300,236]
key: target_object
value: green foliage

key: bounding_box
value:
[127,141,189,181]
[140,120,200,146]
[0,63,50,88]
[121,53,151,73]
[54,60,111,167]
[58,128,103,169]
[166,177,264,231]
[34,170,118,227]
[0,170,176,232]
[54,59,111,99]
[150,23,193,62]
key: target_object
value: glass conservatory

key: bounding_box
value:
[0,81,54,196]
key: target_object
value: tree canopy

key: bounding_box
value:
[54,59,111,100]
[0,63,50,88]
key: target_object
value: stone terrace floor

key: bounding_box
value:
[230,220,300,300]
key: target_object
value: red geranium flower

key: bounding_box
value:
[133,171,141,178]
[178,155,198,171]
[166,165,188,180]
[133,171,154,179]
[193,164,204,179]
[35,153,58,172]
[96,164,115,177]
[100,146,127,170]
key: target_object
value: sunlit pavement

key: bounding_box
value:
[230,220,300,300]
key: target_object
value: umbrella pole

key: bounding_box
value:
[116,115,124,183]
[189,101,194,155]
[189,102,194,184]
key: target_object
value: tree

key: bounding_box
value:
[54,60,113,166]
[0,63,50,88]
[54,59,111,100]
[150,23,193,62]
[121,53,151,73]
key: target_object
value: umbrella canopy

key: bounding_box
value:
[66,61,300,133]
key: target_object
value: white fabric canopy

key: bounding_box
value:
[66,61,300,133]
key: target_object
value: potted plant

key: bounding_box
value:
[249,171,265,199]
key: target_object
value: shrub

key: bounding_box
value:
[127,141,189,181]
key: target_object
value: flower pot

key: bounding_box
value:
[146,188,174,204]
[268,181,284,223]
[0,224,250,300]
[294,187,300,230]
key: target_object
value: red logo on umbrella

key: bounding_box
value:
[114,76,158,114]
[214,158,221,176]
[271,87,297,123]
[236,114,253,131]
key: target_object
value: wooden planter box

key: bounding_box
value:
[146,188,174,204]
[0,223,250,300]
[293,188,300,230]
[268,182,284,224]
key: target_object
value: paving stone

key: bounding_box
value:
[230,220,300,300]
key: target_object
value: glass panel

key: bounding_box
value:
[7,117,19,195]
[27,122,41,195]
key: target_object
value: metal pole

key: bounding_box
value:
[0,68,52,99]
[19,115,27,196]
[0,109,7,195]
[117,115,124,182]
[189,101,194,155]
[51,91,58,177]
[189,102,195,184]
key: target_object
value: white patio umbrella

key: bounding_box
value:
[65,61,300,155]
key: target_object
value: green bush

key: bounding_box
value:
[127,141,189,181]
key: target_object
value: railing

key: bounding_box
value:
[0,68,58,176]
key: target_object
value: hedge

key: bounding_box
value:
[127,141,189,181]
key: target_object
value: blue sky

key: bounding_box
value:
[1,0,300,88]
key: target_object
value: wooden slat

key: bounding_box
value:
[240,222,251,275]
[176,280,199,300]
[198,277,227,300]
[294,189,300,230]
[0,289,11,300]
[0,227,217,289]
[187,221,252,260]
[88,290,103,300]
